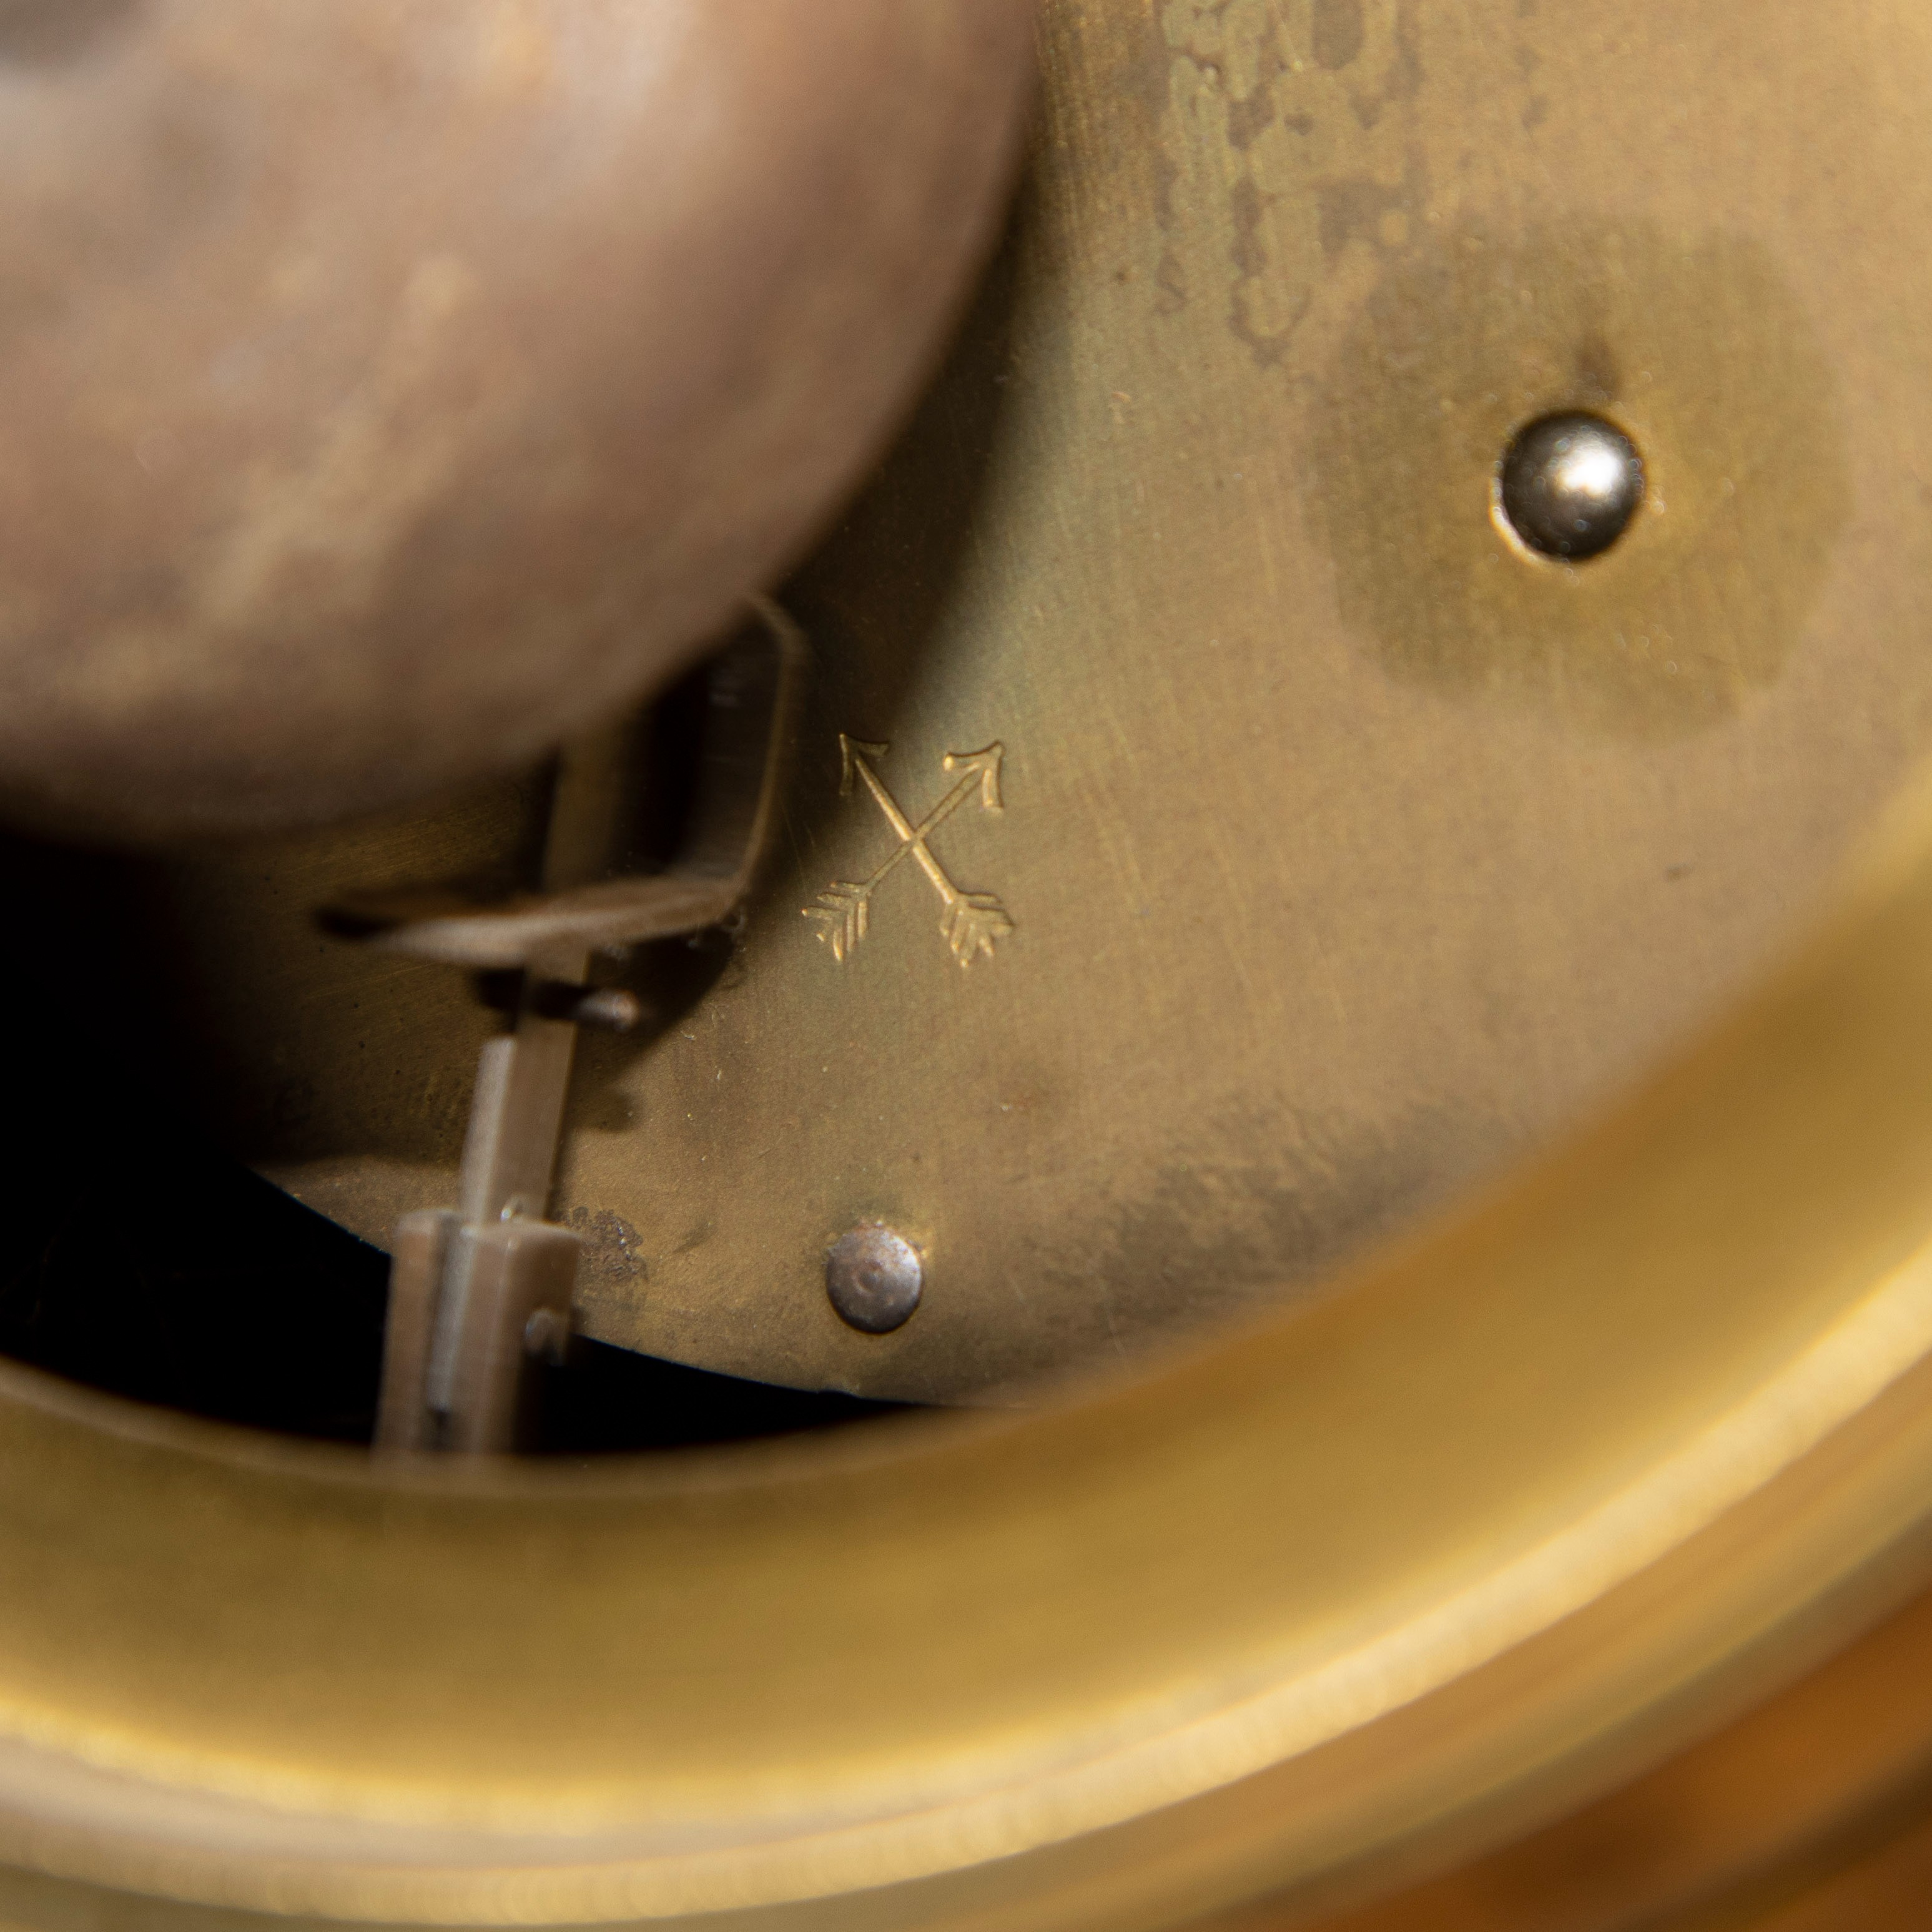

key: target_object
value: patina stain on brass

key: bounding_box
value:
[1313,224,1846,733]
[90,0,1932,1408]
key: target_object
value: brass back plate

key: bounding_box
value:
[139,0,1932,1402]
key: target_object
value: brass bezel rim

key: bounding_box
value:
[5,794,1932,1926]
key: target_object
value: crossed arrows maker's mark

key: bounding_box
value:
[805,735,1013,967]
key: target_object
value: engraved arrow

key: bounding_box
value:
[806,736,1012,966]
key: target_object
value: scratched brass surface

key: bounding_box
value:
[104,0,1932,1401]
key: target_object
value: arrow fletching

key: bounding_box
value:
[805,881,871,961]
[941,892,1013,967]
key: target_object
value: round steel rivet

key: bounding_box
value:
[825,1225,923,1334]
[1496,412,1645,561]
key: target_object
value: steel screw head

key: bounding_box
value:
[1497,412,1645,561]
[825,1225,923,1334]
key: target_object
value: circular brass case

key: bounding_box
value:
[13,7,1932,1921]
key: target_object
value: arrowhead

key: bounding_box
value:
[942,742,1006,812]
[836,734,889,797]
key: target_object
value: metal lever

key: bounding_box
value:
[326,600,804,967]
[357,600,803,1452]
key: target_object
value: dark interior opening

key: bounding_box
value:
[0,943,905,1452]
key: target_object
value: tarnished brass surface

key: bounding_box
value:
[8,752,1932,1925]
[11,6,1932,1920]
[0,0,1033,839]
[139,0,1932,1401]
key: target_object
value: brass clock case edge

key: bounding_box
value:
[4,782,1932,1926]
